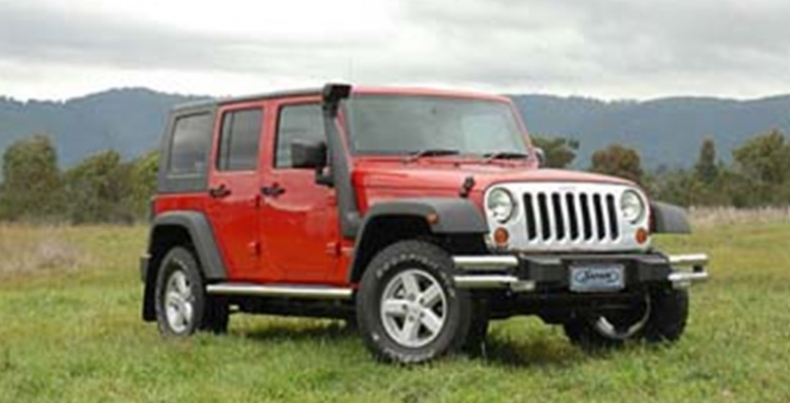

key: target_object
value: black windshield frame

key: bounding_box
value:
[343,95,530,157]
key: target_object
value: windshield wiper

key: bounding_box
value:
[482,151,530,164]
[403,149,460,163]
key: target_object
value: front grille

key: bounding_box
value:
[522,190,620,242]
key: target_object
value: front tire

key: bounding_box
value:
[154,247,228,337]
[642,287,689,342]
[463,298,490,354]
[564,288,689,350]
[356,240,473,364]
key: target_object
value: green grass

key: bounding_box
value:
[1,222,789,403]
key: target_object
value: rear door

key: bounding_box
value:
[259,97,342,283]
[205,103,266,281]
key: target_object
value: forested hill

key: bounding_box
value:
[1,88,789,169]
[510,94,790,168]
[0,88,200,168]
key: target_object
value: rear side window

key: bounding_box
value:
[275,104,324,168]
[217,108,263,171]
[169,113,213,176]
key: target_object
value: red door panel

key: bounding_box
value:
[205,173,260,280]
[261,171,341,283]
[259,98,342,284]
[205,103,272,282]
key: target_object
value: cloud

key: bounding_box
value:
[1,0,789,99]
[396,0,790,89]
[0,2,378,75]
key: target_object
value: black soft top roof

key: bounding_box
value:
[173,88,322,112]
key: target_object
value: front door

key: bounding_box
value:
[205,103,266,282]
[260,98,342,284]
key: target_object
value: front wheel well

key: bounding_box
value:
[348,215,487,283]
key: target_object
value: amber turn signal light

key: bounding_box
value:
[635,228,649,244]
[494,227,510,246]
[426,213,440,225]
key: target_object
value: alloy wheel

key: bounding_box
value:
[379,269,448,348]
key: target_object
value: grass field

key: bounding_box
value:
[1,215,789,403]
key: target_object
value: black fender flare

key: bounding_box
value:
[348,198,488,282]
[360,197,488,235]
[145,211,228,280]
[650,202,692,234]
[142,211,227,321]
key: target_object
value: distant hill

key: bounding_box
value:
[0,88,201,168]
[511,94,790,168]
[1,88,789,170]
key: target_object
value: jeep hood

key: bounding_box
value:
[353,161,635,193]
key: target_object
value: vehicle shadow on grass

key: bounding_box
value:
[231,319,358,343]
[230,319,608,368]
[471,335,593,368]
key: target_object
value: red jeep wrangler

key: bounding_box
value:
[141,84,708,363]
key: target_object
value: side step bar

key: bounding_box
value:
[206,283,353,300]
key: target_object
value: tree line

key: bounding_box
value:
[536,128,790,208]
[0,135,157,224]
[0,129,788,224]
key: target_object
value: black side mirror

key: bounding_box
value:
[291,140,327,169]
[534,147,546,167]
[291,140,333,186]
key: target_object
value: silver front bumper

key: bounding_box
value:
[666,254,710,289]
[452,253,709,291]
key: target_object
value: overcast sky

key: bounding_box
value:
[1,0,789,101]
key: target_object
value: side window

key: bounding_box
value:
[217,108,263,171]
[169,113,213,176]
[275,104,324,168]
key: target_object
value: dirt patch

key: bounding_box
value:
[0,226,89,277]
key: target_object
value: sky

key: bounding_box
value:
[1,0,789,101]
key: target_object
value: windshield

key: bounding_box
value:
[345,95,529,156]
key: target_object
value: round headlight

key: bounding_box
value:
[487,188,515,223]
[621,190,646,223]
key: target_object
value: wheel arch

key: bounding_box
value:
[142,211,227,321]
[347,198,488,284]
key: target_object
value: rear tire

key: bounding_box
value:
[563,288,689,350]
[356,240,473,364]
[154,247,228,337]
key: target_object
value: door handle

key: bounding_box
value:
[261,183,286,197]
[209,184,231,198]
